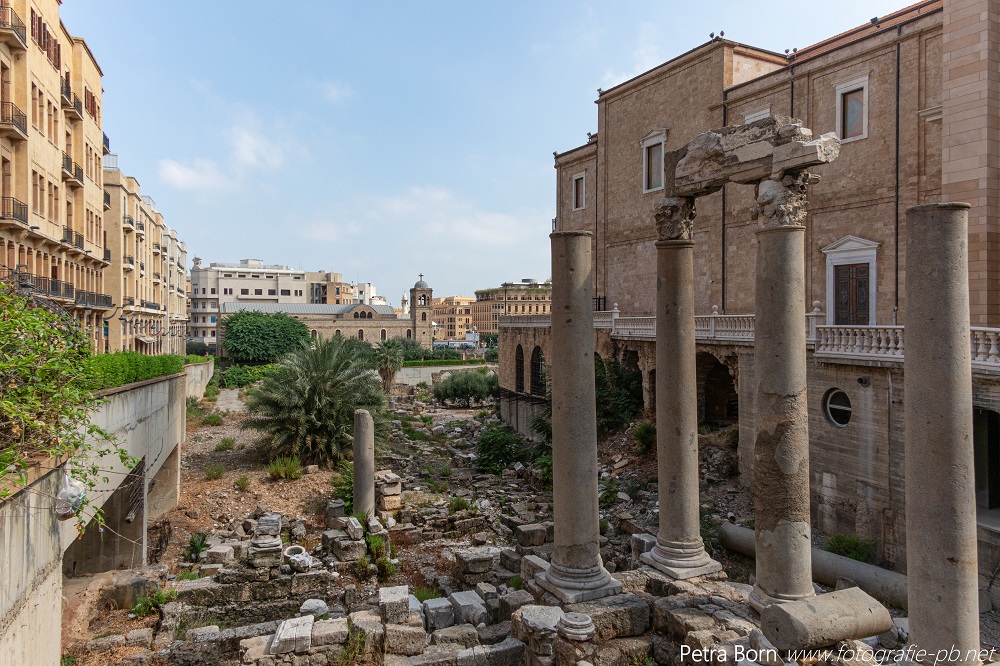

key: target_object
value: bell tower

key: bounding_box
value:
[410,274,433,348]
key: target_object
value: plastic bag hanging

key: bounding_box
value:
[55,469,86,521]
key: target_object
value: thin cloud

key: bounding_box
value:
[158,158,235,192]
[602,22,665,88]
[321,81,355,104]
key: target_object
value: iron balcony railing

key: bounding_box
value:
[60,79,72,106]
[124,296,135,306]
[102,132,110,154]
[103,247,111,262]
[124,255,134,265]
[0,196,27,224]
[153,272,161,281]
[71,93,82,118]
[0,270,73,299]
[0,6,27,49]
[0,101,26,136]
[74,290,113,308]
[136,220,145,233]
[103,191,110,209]
[73,232,83,250]
[139,262,145,272]
[62,151,73,174]
[123,214,134,229]
[61,225,72,243]
[152,242,160,253]
[141,300,159,310]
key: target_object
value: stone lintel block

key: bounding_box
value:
[332,538,367,561]
[761,587,893,651]
[565,593,651,642]
[499,549,522,572]
[519,554,549,582]
[424,597,456,631]
[380,494,404,511]
[456,550,493,574]
[312,617,349,646]
[515,524,547,547]
[449,590,488,625]
[291,569,332,595]
[254,513,282,537]
[499,590,535,622]
[345,516,365,540]
[248,546,283,569]
[770,132,840,180]
[381,585,412,624]
[455,637,525,666]
[386,623,428,656]
[271,615,313,654]
[205,545,235,564]
[432,623,480,648]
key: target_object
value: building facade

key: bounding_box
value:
[472,280,552,335]
[500,0,1000,605]
[433,295,475,340]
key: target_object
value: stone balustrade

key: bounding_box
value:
[814,325,905,359]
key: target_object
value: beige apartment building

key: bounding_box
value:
[432,295,475,340]
[103,157,187,354]
[307,270,355,305]
[0,0,114,351]
[472,280,552,334]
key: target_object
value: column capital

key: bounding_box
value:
[752,172,819,231]
[654,196,697,241]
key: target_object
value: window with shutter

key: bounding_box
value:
[29,9,35,40]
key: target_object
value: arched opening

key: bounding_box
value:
[380,329,387,341]
[530,346,545,396]
[421,312,427,321]
[515,345,525,393]
[975,408,1000,509]
[368,312,373,319]
[310,330,317,339]
[406,329,412,338]
[358,329,364,340]
[419,295,427,306]
[353,312,359,319]
[696,352,738,424]
[335,329,341,337]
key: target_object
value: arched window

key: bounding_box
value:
[358,329,365,340]
[353,312,359,319]
[418,295,427,306]
[311,330,317,339]
[335,329,341,337]
[515,345,525,393]
[421,312,427,321]
[368,312,373,319]
[380,329,387,341]
[530,347,545,396]
[406,329,412,338]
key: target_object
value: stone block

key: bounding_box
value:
[271,615,313,654]
[566,593,650,642]
[475,582,497,602]
[248,546,282,569]
[380,494,404,511]
[520,555,548,581]
[386,623,428,656]
[204,545,235,565]
[299,598,329,618]
[456,637,525,666]
[654,600,716,638]
[385,645,463,666]
[477,621,510,646]
[350,610,386,653]
[516,524,547,547]
[498,590,534,622]
[381,585,412,624]
[630,534,657,564]
[424,597,456,631]
[291,569,333,596]
[199,563,223,578]
[312,617,350,646]
[326,499,346,525]
[345,516,365,540]
[432,624,480,648]
[511,605,564,642]
[239,635,271,664]
[333,537,367,561]
[187,625,220,643]
[322,529,348,551]
[760,588,893,651]
[456,550,493,575]
[218,621,279,654]
[125,627,153,648]
[87,634,125,653]
[255,513,282,537]
[499,549,522,572]
[449,590,488,625]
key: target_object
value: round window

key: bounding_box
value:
[823,388,852,427]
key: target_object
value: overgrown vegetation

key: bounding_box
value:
[334,623,368,665]
[87,351,185,390]
[432,369,498,407]
[0,284,133,531]
[184,532,209,562]
[221,310,310,363]
[244,336,388,465]
[331,461,354,513]
[374,339,405,392]
[214,437,235,452]
[267,456,303,481]
[448,496,471,514]
[176,570,200,581]
[635,421,656,455]
[234,475,251,492]
[355,555,372,579]
[376,556,397,581]
[398,337,462,361]
[132,587,177,617]
[201,413,224,427]
[205,463,226,480]
[219,363,275,388]
[412,585,442,602]
[825,533,875,562]
[594,357,643,433]
[186,341,211,356]
[475,423,532,474]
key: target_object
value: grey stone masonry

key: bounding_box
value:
[380,585,411,624]
[449,590,488,626]
[270,615,313,654]
[423,597,455,631]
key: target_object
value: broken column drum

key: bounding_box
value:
[641,197,722,579]
[353,409,375,519]
[904,203,981,665]
[535,230,622,603]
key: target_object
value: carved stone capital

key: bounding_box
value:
[654,196,697,241]
[752,172,820,231]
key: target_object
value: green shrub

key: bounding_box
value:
[205,463,226,480]
[187,341,210,356]
[331,461,354,512]
[267,456,303,480]
[509,575,523,590]
[185,354,210,365]
[355,555,372,579]
[403,359,486,367]
[432,370,498,406]
[201,413,223,426]
[475,423,530,474]
[234,475,251,492]
[484,348,499,363]
[184,532,209,562]
[376,556,397,581]
[366,534,388,560]
[351,509,371,528]
[635,421,656,455]
[86,352,185,390]
[825,534,875,562]
[533,453,553,489]
[412,585,442,602]
[448,496,471,514]
[221,310,310,364]
[335,623,367,665]
[594,357,643,433]
[215,437,235,452]
[186,396,204,420]
[132,587,177,617]
[219,363,275,388]
[176,570,200,581]
[599,518,609,536]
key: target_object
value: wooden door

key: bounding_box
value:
[835,263,870,325]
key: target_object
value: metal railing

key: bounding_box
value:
[153,272,161,281]
[102,132,110,154]
[61,225,72,243]
[124,255,134,266]
[123,214,134,229]
[61,151,73,175]
[103,191,110,209]
[0,196,27,224]
[136,220,145,233]
[0,6,27,48]
[124,296,135,306]
[73,232,83,250]
[103,247,111,262]
[0,101,26,136]
[70,93,82,118]
[74,290,113,308]
[60,78,72,106]
[0,270,76,300]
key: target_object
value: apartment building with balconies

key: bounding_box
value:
[471,280,552,335]
[433,295,475,341]
[0,0,115,351]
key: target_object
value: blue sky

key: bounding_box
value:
[61,1,905,305]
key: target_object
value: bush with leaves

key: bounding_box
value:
[475,423,532,474]
[397,337,462,361]
[594,357,643,433]
[0,285,133,530]
[635,421,656,455]
[219,363,274,388]
[186,341,210,356]
[87,352,185,390]
[432,370,498,407]
[244,336,388,465]
[184,532,209,562]
[484,347,499,363]
[221,310,310,363]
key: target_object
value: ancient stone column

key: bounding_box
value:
[749,174,816,612]
[353,409,375,519]
[904,203,981,665]
[535,230,621,603]
[641,197,722,579]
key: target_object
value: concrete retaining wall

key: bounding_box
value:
[397,363,490,386]
[0,369,190,663]
[185,358,215,398]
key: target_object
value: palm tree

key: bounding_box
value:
[374,338,405,393]
[243,335,386,465]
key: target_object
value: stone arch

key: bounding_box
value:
[368,312,373,319]
[310,329,317,339]
[354,312,359,319]
[530,346,545,396]
[380,329,387,341]
[515,344,525,393]
[696,352,737,424]
[406,329,412,338]
[421,312,427,321]
[335,329,341,337]
[358,329,365,340]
